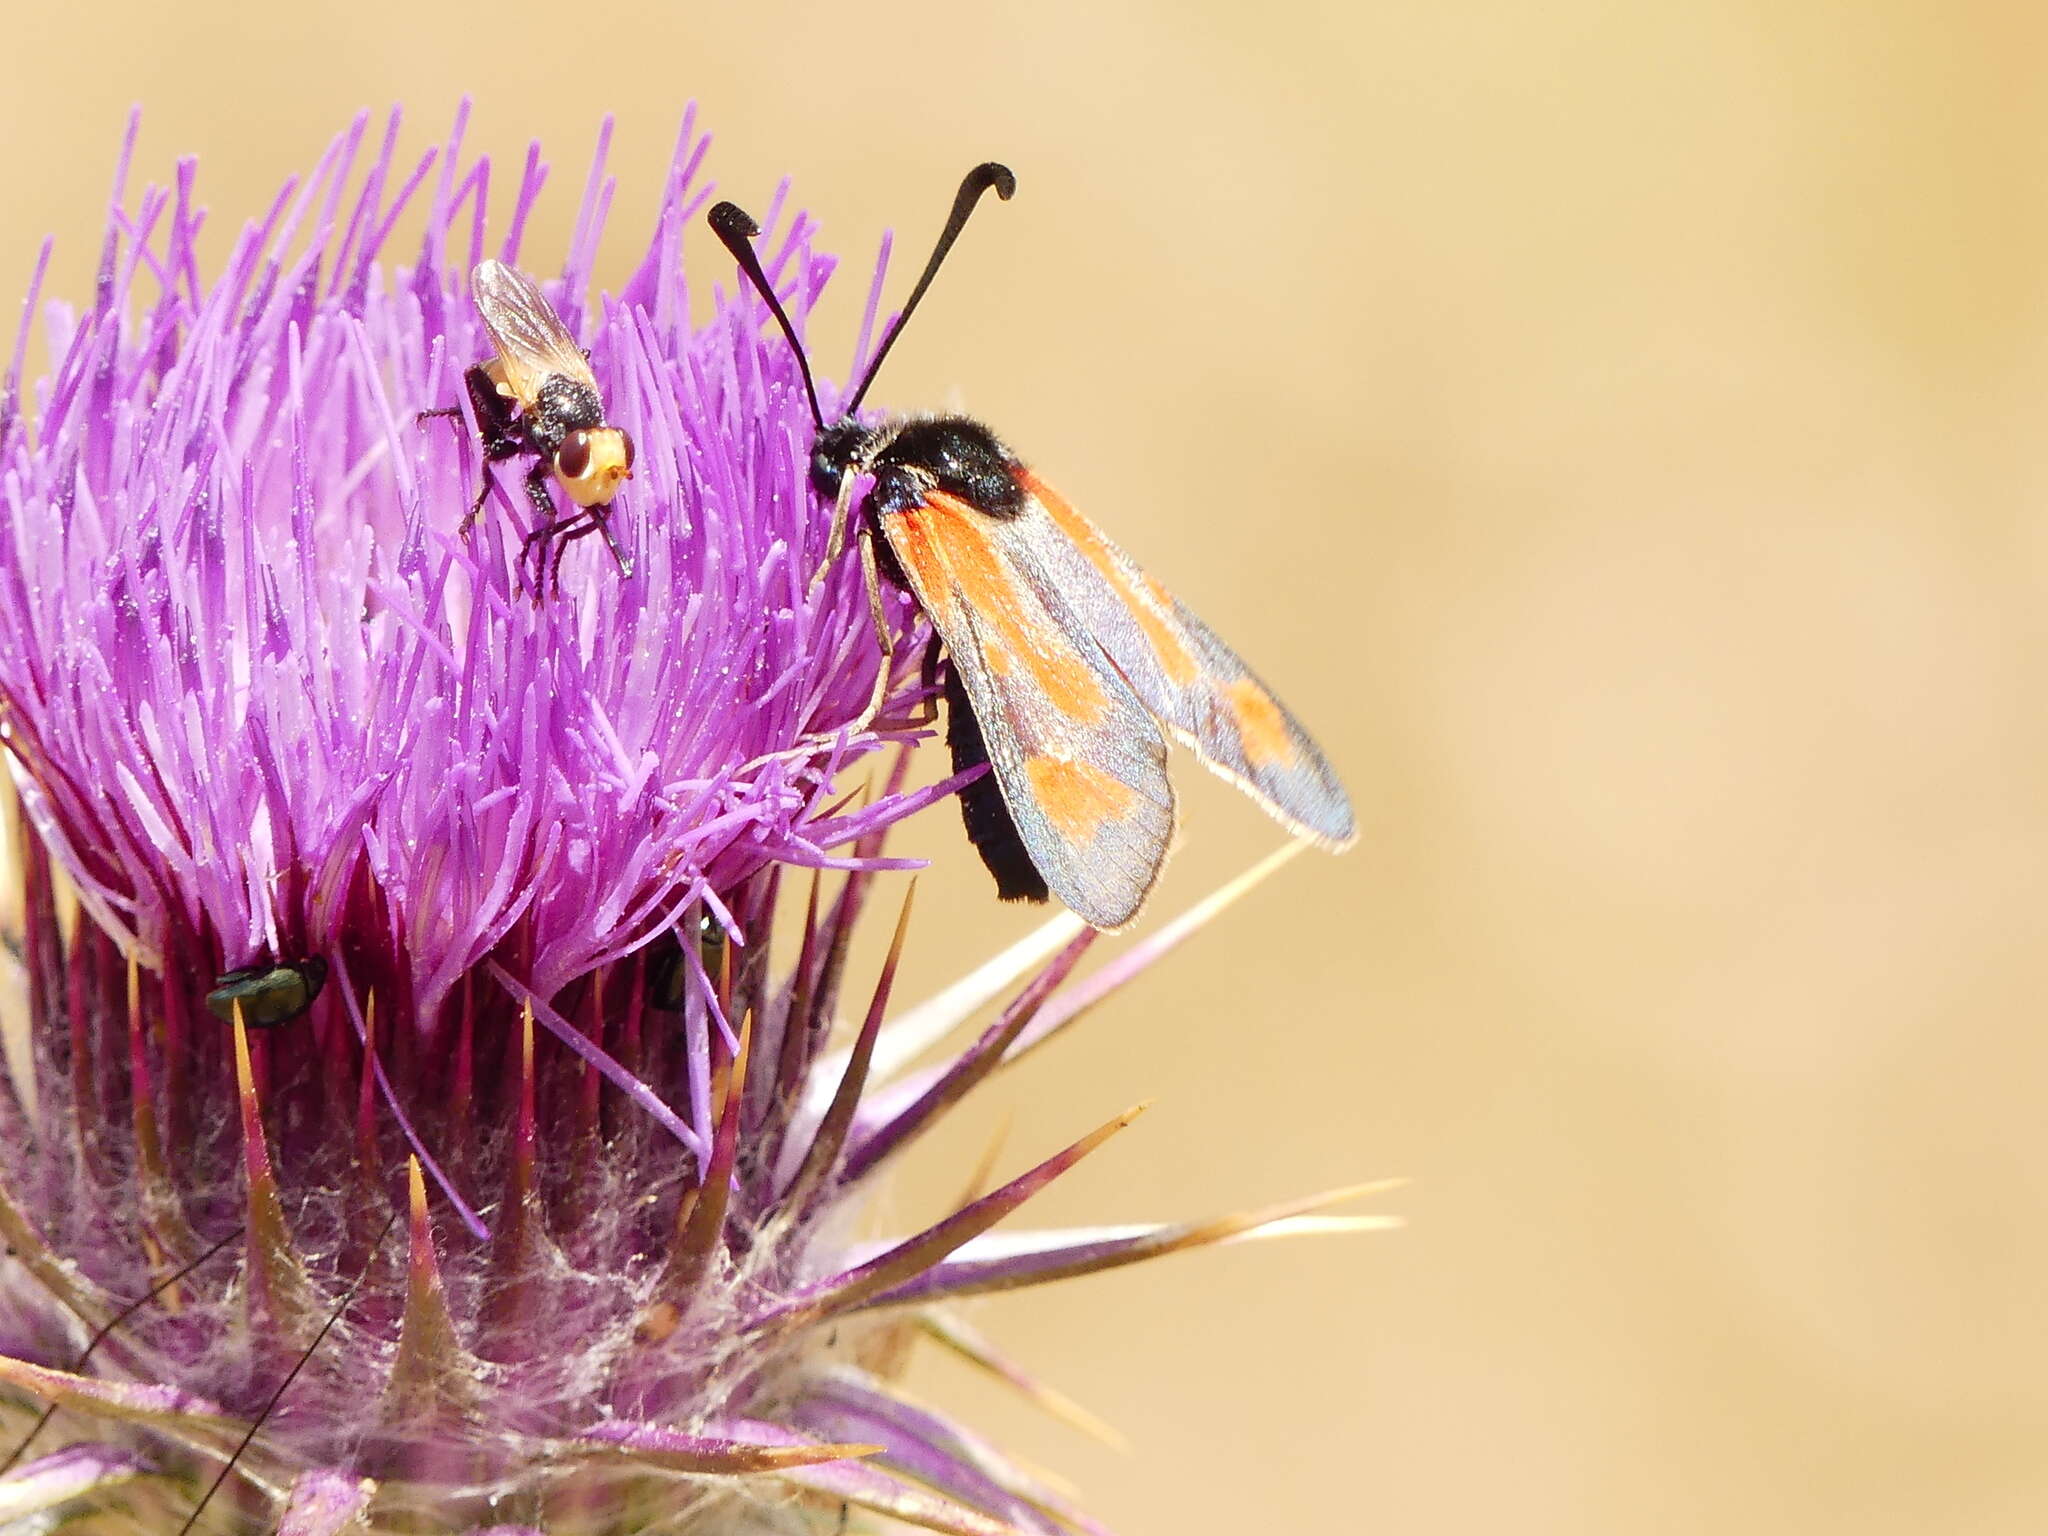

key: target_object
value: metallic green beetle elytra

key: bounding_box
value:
[205,958,329,1028]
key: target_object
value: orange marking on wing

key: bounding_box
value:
[897,493,1110,723]
[1226,679,1294,769]
[1133,596,1201,686]
[883,511,964,626]
[1025,756,1140,843]
[1020,471,1201,687]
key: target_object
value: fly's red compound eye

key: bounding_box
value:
[555,430,592,480]
[619,430,636,473]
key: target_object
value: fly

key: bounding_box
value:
[424,259,636,596]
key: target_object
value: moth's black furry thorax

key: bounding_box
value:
[811,415,1027,520]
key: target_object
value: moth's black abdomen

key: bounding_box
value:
[946,665,1049,903]
[881,417,1026,517]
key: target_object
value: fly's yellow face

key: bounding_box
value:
[553,427,635,507]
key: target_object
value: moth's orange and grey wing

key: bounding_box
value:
[469,259,599,406]
[1018,470,1356,849]
[877,489,1175,931]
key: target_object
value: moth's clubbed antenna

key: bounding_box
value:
[846,162,1015,413]
[709,200,828,430]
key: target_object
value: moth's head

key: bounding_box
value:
[554,426,636,507]
[810,417,871,502]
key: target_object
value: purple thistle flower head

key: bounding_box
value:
[0,107,1389,1535]
[2,105,935,1038]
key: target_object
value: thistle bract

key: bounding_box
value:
[0,109,1386,1535]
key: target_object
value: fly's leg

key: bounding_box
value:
[533,507,629,597]
[418,366,513,442]
[517,463,577,602]
[463,365,527,459]
[466,369,532,541]
[421,364,530,542]
[588,505,632,579]
[544,516,609,600]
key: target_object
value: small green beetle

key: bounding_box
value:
[205,958,329,1028]
[646,909,726,1013]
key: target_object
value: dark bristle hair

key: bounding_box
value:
[0,1225,244,1476]
[174,1211,397,1536]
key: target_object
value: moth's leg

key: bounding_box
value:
[840,524,896,737]
[905,630,944,729]
[808,470,862,591]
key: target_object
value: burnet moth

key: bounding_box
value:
[709,165,1354,930]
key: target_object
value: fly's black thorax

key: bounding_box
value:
[527,374,606,455]
[811,415,1027,520]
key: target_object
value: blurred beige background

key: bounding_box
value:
[6,2,2047,1532]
